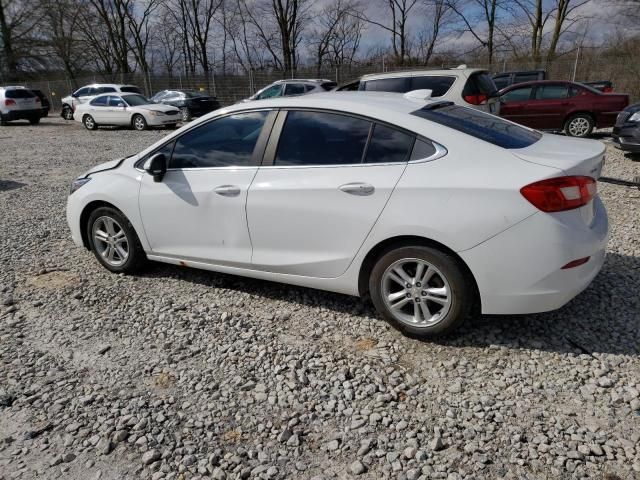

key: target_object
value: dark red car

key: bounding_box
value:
[499,80,629,137]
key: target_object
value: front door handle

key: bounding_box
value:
[339,182,375,196]
[213,185,241,197]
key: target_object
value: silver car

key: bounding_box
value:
[0,86,42,125]
[241,79,337,102]
[61,84,143,120]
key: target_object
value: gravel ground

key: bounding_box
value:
[1,117,639,480]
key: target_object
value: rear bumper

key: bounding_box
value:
[460,197,608,315]
[2,109,42,120]
[612,124,640,152]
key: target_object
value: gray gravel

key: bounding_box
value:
[1,117,639,480]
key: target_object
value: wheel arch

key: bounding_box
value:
[357,235,480,306]
[564,110,596,127]
[79,200,127,250]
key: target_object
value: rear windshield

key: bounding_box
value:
[5,89,35,98]
[463,72,498,96]
[412,104,541,149]
[120,86,142,94]
[409,76,455,97]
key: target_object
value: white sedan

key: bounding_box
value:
[73,93,181,131]
[66,91,608,337]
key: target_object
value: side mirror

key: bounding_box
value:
[143,153,167,182]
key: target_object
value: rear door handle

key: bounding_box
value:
[339,182,375,196]
[213,185,241,197]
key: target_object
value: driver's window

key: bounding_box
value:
[108,96,124,107]
[170,111,269,169]
[256,84,282,100]
[284,84,306,96]
[75,87,90,96]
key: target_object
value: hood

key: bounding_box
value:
[137,103,179,113]
[81,157,131,178]
[511,133,605,178]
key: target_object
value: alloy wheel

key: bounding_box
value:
[381,258,452,327]
[92,216,129,267]
[133,116,146,130]
[568,117,590,137]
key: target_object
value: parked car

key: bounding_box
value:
[61,84,143,120]
[499,80,629,137]
[150,89,220,122]
[73,93,180,131]
[0,86,42,125]
[241,79,337,102]
[67,91,607,338]
[612,103,640,153]
[347,66,501,114]
[30,89,50,117]
[493,70,546,90]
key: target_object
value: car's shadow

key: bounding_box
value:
[0,179,26,192]
[137,252,639,357]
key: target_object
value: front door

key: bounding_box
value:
[247,110,414,278]
[526,83,571,130]
[139,110,273,266]
[499,85,535,127]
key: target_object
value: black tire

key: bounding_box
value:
[564,113,594,138]
[62,105,74,120]
[369,245,475,337]
[83,114,97,130]
[180,107,192,122]
[132,114,147,131]
[86,207,146,274]
[29,117,40,125]
[0,115,7,126]
[166,123,178,129]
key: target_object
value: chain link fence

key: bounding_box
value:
[14,56,640,113]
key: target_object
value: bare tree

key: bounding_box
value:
[0,0,42,79]
[124,0,163,94]
[546,0,590,63]
[415,0,452,65]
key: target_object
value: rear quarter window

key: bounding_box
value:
[412,104,541,149]
[463,72,498,96]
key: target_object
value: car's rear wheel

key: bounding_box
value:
[87,207,146,274]
[180,107,192,122]
[29,117,40,125]
[83,115,97,130]
[369,245,475,337]
[166,123,178,129]
[62,106,74,120]
[564,114,594,137]
[132,114,147,131]
[0,114,7,126]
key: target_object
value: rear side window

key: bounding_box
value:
[275,111,371,166]
[171,111,268,168]
[98,87,117,94]
[409,76,455,97]
[501,86,533,102]
[120,86,142,94]
[108,96,124,106]
[463,72,498,97]
[364,124,414,164]
[361,77,408,93]
[5,89,35,98]
[284,84,306,96]
[90,96,108,106]
[535,84,569,100]
[492,75,510,90]
[412,104,541,149]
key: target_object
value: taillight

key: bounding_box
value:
[464,94,488,105]
[520,176,597,212]
[5,99,16,106]
[603,87,613,93]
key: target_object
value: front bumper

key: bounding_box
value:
[612,124,640,152]
[147,114,181,126]
[460,197,609,315]
[2,109,42,120]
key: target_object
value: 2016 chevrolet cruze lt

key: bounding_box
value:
[66,91,608,337]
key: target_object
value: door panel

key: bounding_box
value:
[525,84,570,130]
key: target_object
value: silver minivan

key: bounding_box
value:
[0,86,42,125]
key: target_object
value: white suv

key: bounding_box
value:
[240,79,337,102]
[0,86,42,125]
[339,66,501,114]
[61,84,143,120]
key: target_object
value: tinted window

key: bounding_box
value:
[320,82,336,91]
[75,87,90,96]
[362,77,408,92]
[535,84,569,100]
[410,139,437,161]
[256,84,282,99]
[275,111,371,166]
[108,96,125,107]
[338,80,360,91]
[463,72,498,96]
[98,87,117,93]
[514,73,542,83]
[123,94,151,106]
[120,86,142,94]
[284,84,306,96]
[409,76,455,97]
[171,111,268,169]
[492,75,510,90]
[364,124,414,164]
[501,87,533,102]
[90,96,108,106]
[412,104,541,149]
[5,89,35,98]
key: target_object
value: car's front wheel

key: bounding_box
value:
[180,107,192,122]
[83,115,97,130]
[29,117,40,125]
[132,114,147,131]
[62,105,74,120]
[564,113,594,137]
[369,245,475,337]
[87,207,146,274]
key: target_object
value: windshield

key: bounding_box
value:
[412,104,541,149]
[124,94,152,106]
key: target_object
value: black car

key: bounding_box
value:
[31,89,50,117]
[150,90,220,122]
[613,103,640,153]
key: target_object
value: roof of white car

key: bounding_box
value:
[361,65,484,80]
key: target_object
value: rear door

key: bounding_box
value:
[88,95,109,122]
[499,85,535,126]
[527,83,571,130]
[246,110,414,278]
[105,95,129,125]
